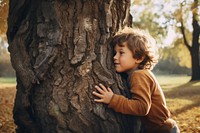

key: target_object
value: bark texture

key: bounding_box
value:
[7,0,140,132]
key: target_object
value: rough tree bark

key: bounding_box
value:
[7,0,140,132]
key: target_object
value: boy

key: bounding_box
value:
[92,27,180,133]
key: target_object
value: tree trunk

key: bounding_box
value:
[180,0,200,81]
[190,0,200,81]
[7,0,140,132]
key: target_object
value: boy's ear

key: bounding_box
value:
[136,57,144,64]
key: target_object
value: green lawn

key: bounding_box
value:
[155,74,191,91]
[0,77,16,84]
[0,77,16,88]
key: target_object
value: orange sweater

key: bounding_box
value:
[108,69,174,132]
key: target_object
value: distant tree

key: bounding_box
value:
[7,0,141,132]
[131,0,168,44]
[178,0,200,80]
[154,39,191,75]
[0,0,8,39]
[0,55,15,77]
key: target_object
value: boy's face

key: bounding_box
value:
[113,43,142,74]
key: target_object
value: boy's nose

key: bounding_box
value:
[113,54,117,60]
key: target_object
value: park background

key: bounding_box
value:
[0,0,200,133]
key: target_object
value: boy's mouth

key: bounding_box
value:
[114,63,120,66]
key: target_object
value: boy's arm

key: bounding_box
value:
[108,72,152,116]
[93,71,152,116]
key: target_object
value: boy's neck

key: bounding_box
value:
[126,68,139,76]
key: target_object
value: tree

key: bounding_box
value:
[7,0,140,132]
[0,0,15,77]
[179,0,200,80]
[0,0,8,38]
[154,39,191,75]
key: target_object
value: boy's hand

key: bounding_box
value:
[93,83,113,104]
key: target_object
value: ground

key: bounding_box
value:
[0,75,200,133]
[157,75,200,133]
[0,84,16,133]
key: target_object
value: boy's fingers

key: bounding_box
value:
[108,87,112,92]
[94,99,104,103]
[95,85,104,94]
[99,83,108,92]
[93,91,103,98]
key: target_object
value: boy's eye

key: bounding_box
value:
[120,51,125,54]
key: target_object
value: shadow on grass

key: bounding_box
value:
[164,81,200,115]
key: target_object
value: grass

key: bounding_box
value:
[0,77,16,132]
[0,77,16,89]
[155,74,191,91]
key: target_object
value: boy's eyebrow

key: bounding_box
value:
[114,43,126,51]
[118,43,125,47]
[114,47,124,52]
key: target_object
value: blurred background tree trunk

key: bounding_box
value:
[180,0,200,81]
[7,0,140,132]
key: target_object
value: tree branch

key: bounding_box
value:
[180,21,191,51]
[179,2,191,51]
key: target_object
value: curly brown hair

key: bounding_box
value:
[111,27,158,70]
